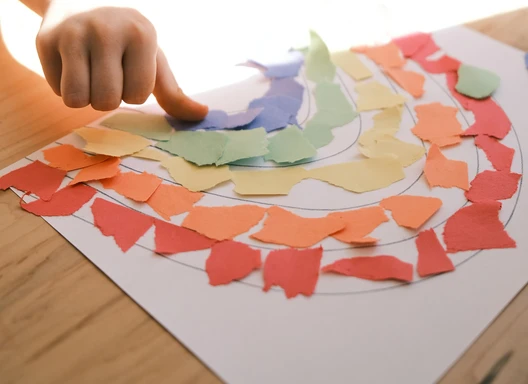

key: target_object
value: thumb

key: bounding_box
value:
[153,48,208,121]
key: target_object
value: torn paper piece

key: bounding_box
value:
[328,206,389,244]
[206,241,262,286]
[465,171,521,203]
[424,145,469,190]
[359,135,425,167]
[146,184,203,220]
[154,219,216,255]
[69,157,121,186]
[455,64,500,99]
[392,32,431,58]
[131,147,170,162]
[380,195,442,229]
[416,229,454,277]
[21,184,96,216]
[385,67,425,98]
[474,135,514,172]
[74,127,151,157]
[161,157,231,192]
[352,42,405,68]
[411,103,463,147]
[100,112,173,141]
[156,131,228,166]
[355,81,406,112]
[43,144,110,171]
[264,126,316,163]
[331,50,372,80]
[322,255,413,282]
[216,128,269,165]
[231,167,308,195]
[246,50,304,78]
[100,171,161,202]
[418,55,461,74]
[305,30,336,83]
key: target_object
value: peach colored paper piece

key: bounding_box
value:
[474,135,514,172]
[74,127,151,157]
[465,171,521,203]
[251,206,344,248]
[416,229,455,277]
[182,205,267,241]
[424,145,469,190]
[43,144,110,171]
[322,255,413,282]
[69,157,121,186]
[353,42,405,68]
[327,206,389,244]
[380,195,442,229]
[100,171,161,202]
[146,184,203,220]
[206,241,262,286]
[385,68,425,98]
[411,103,463,147]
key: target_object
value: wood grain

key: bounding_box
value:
[0,7,527,384]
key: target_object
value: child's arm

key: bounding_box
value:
[18,0,208,120]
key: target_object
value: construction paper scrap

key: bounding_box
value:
[411,103,463,147]
[355,81,406,112]
[156,131,228,166]
[21,184,96,216]
[206,241,262,286]
[309,157,405,193]
[525,52,528,68]
[100,171,161,202]
[314,82,355,115]
[443,201,516,252]
[0,160,66,201]
[305,30,336,83]
[224,108,264,130]
[263,247,323,298]
[182,205,267,241]
[392,32,431,57]
[330,50,372,80]
[265,77,304,101]
[249,95,302,120]
[372,106,403,130]
[411,37,440,61]
[303,112,340,149]
[161,157,231,192]
[465,170,521,203]
[167,110,228,131]
[74,127,151,157]
[461,99,511,139]
[385,67,425,98]
[99,112,173,141]
[91,198,154,252]
[419,55,461,74]
[154,219,216,255]
[146,184,203,220]
[474,135,514,171]
[353,42,405,68]
[43,144,110,171]
[358,128,397,148]
[380,195,442,229]
[243,103,293,132]
[247,50,304,78]
[455,64,500,99]
[231,167,308,195]
[216,128,269,165]
[359,135,425,167]
[445,72,473,109]
[131,147,170,162]
[424,145,469,190]
[416,229,454,277]
[322,255,413,282]
[264,126,316,163]
[69,157,121,186]
[251,206,344,248]
[328,206,389,243]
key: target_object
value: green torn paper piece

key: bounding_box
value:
[100,112,173,141]
[455,64,500,99]
[305,30,336,83]
[156,131,228,166]
[215,128,269,165]
[264,125,317,163]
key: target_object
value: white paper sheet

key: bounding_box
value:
[2,26,527,383]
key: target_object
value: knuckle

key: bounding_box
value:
[127,19,156,45]
[63,92,89,108]
[92,96,121,111]
[35,32,54,52]
[122,92,149,105]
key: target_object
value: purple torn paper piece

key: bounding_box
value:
[249,95,301,116]
[241,104,292,132]
[224,108,264,129]
[247,51,304,78]
[525,52,528,69]
[166,110,227,131]
[265,78,304,101]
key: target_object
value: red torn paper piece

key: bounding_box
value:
[322,255,413,282]
[475,135,514,171]
[43,144,110,171]
[392,32,431,57]
[424,145,469,190]
[0,160,66,201]
[146,184,203,220]
[411,37,440,62]
[263,247,322,298]
[416,228,454,277]
[443,201,516,253]
[328,206,388,244]
[462,99,511,139]
[353,42,405,68]
[380,195,442,229]
[206,241,261,286]
[446,71,474,108]
[101,171,161,202]
[154,219,215,255]
[419,55,461,74]
[21,184,96,216]
[69,157,121,185]
[385,67,425,98]
[465,170,521,203]
[91,197,154,252]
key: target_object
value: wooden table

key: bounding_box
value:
[1,8,527,384]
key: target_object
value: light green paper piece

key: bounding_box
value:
[100,112,173,141]
[156,131,228,166]
[265,126,316,163]
[215,128,269,165]
[305,30,336,83]
[455,64,500,99]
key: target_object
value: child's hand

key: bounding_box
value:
[36,5,208,120]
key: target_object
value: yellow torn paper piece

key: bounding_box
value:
[331,50,372,81]
[161,157,231,192]
[359,135,425,167]
[231,167,309,195]
[131,147,170,161]
[99,112,173,141]
[358,106,403,147]
[309,157,405,192]
[74,127,151,157]
[355,81,406,112]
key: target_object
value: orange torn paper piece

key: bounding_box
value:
[416,229,454,277]
[443,201,516,253]
[161,156,231,192]
[465,170,521,203]
[146,184,203,220]
[385,67,425,98]
[43,144,110,171]
[322,255,413,282]
[206,241,262,286]
[263,246,323,298]
[352,42,405,68]
[21,184,97,216]
[131,147,170,162]
[411,103,463,147]
[474,135,514,172]
[91,197,154,252]
[424,145,469,190]
[355,81,406,112]
[380,195,442,229]
[100,171,161,202]
[327,206,389,244]
[69,157,121,186]
[182,204,267,241]
[251,206,344,248]
[154,219,216,255]
[74,127,151,157]
[0,160,66,201]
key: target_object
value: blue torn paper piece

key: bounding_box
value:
[265,78,304,101]
[242,104,292,132]
[247,51,304,78]
[225,108,264,129]
[249,95,302,118]
[167,110,227,131]
[525,52,528,69]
